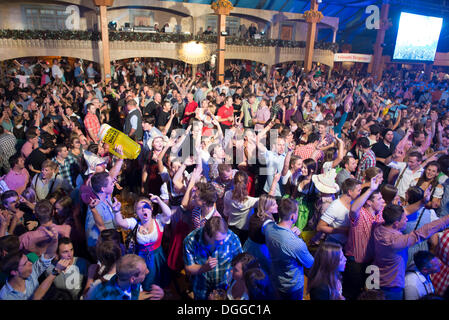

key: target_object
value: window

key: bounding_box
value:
[205,15,240,36]
[129,9,154,28]
[22,5,70,30]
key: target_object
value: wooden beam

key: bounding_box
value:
[99,5,112,83]
[304,0,320,73]
[217,14,227,84]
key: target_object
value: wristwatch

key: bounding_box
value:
[52,268,60,276]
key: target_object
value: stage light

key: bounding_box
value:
[178,41,211,65]
[108,21,117,31]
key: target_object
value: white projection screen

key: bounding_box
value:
[392,12,443,62]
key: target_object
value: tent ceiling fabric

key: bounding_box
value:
[161,0,449,53]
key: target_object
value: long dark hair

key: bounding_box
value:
[416,161,440,194]
[307,242,343,300]
[297,158,317,184]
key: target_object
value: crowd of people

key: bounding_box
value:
[1,56,449,301]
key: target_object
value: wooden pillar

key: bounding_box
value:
[424,63,433,79]
[217,13,227,84]
[372,2,390,82]
[94,0,114,84]
[304,0,322,73]
[332,28,337,43]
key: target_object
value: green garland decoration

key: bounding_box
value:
[0,30,339,53]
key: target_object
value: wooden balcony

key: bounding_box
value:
[0,30,336,67]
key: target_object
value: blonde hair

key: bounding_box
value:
[257,194,276,219]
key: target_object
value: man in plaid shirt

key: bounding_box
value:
[184,216,242,300]
[83,103,100,143]
[355,137,376,183]
[431,229,449,296]
[52,144,79,187]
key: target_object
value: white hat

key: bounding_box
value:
[83,150,109,175]
[312,169,340,194]
[147,134,169,150]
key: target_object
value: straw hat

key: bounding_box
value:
[312,168,340,194]
[83,150,109,175]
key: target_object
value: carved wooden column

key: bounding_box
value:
[212,0,233,84]
[94,0,114,83]
[372,1,391,82]
[304,0,323,73]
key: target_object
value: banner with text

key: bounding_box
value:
[334,53,373,63]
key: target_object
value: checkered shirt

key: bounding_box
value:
[356,149,376,182]
[183,227,242,300]
[52,154,78,187]
[83,113,101,143]
[431,229,449,296]
[294,143,322,161]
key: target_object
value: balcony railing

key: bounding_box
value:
[0,29,339,53]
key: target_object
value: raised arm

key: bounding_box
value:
[108,145,124,179]
[331,136,346,168]
[350,174,382,221]
[149,194,173,223]
[111,197,128,230]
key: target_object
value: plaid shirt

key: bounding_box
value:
[294,143,322,162]
[183,227,242,300]
[431,229,449,296]
[345,207,384,264]
[0,133,17,171]
[356,149,376,182]
[52,154,78,187]
[83,112,101,143]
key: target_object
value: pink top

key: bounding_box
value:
[3,168,29,194]
[345,207,384,264]
[373,215,449,288]
[21,141,35,158]
[19,224,71,255]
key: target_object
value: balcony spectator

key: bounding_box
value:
[248,23,258,39]
[203,26,213,35]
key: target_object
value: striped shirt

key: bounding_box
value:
[191,206,221,230]
[263,221,314,294]
[345,207,384,263]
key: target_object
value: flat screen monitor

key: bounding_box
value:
[392,12,443,62]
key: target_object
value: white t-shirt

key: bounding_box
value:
[404,271,435,300]
[321,198,350,245]
[223,191,258,230]
[52,64,63,79]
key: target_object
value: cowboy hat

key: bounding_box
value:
[83,150,109,175]
[312,168,340,194]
